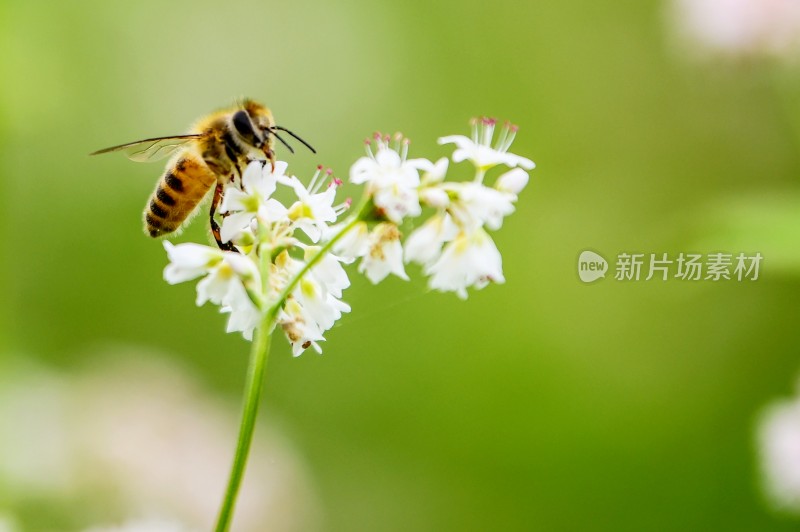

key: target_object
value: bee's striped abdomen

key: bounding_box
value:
[144,154,216,237]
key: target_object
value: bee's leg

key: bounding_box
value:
[210,183,237,253]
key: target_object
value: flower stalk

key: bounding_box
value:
[214,203,368,531]
[213,313,272,532]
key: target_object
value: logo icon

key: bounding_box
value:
[578,250,608,283]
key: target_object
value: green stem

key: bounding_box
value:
[213,315,272,532]
[214,196,370,531]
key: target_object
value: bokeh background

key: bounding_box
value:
[2,0,800,530]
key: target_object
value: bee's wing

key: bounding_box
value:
[90,134,203,162]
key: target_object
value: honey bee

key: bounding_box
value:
[91,99,315,251]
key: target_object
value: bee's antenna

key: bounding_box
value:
[269,130,295,154]
[271,126,316,154]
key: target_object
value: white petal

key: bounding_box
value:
[349,157,379,184]
[502,152,536,170]
[223,303,260,340]
[223,252,259,280]
[359,256,392,284]
[451,148,471,164]
[406,157,435,172]
[374,147,402,168]
[374,185,421,224]
[312,254,351,298]
[333,221,370,259]
[421,157,449,185]
[295,219,322,243]
[419,186,450,209]
[425,229,504,297]
[269,160,289,178]
[404,214,455,266]
[162,242,219,284]
[438,135,473,149]
[220,211,255,243]
[385,240,409,280]
[196,269,231,306]
[358,223,408,283]
[241,161,265,192]
[495,168,529,194]
[220,187,250,213]
[260,198,288,222]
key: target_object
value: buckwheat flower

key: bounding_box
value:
[350,135,429,223]
[404,213,459,266]
[282,169,339,243]
[163,242,261,339]
[220,292,261,340]
[267,249,302,295]
[420,157,449,186]
[293,276,351,332]
[194,252,259,307]
[419,186,450,209]
[332,220,370,260]
[439,118,535,172]
[373,183,422,225]
[278,299,325,357]
[418,157,452,209]
[307,247,352,298]
[445,181,517,231]
[425,228,505,299]
[358,222,408,284]
[219,161,288,243]
[163,242,223,283]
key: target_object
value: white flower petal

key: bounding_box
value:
[220,187,250,213]
[425,229,504,298]
[163,242,220,284]
[404,214,457,266]
[420,157,449,185]
[358,223,408,283]
[374,147,401,168]
[419,186,450,209]
[333,221,370,259]
[241,161,265,192]
[495,168,529,194]
[440,123,533,171]
[349,157,379,184]
[438,135,471,148]
[220,211,255,243]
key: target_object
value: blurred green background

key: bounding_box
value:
[2,0,800,530]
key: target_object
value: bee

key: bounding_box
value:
[91,99,315,251]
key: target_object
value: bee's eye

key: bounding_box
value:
[232,110,258,145]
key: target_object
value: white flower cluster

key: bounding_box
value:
[164,162,351,354]
[342,120,533,298]
[163,118,534,354]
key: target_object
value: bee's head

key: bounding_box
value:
[232,98,316,160]
[231,100,275,160]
